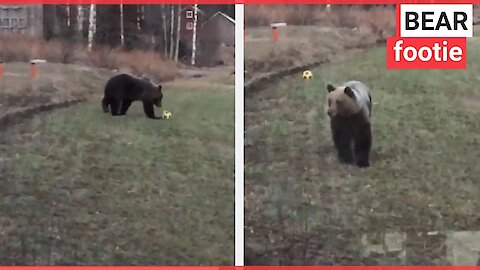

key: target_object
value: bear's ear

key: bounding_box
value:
[157,84,162,92]
[327,83,336,93]
[344,87,356,99]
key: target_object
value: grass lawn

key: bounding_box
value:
[0,82,234,265]
[244,25,380,80]
[245,36,480,265]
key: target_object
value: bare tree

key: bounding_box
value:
[66,4,71,27]
[325,4,331,12]
[120,3,125,47]
[161,5,168,55]
[191,4,198,66]
[77,5,84,33]
[144,5,156,47]
[87,4,96,51]
[137,5,143,31]
[174,5,181,62]
[169,5,175,59]
[53,5,60,37]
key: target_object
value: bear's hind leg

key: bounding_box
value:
[143,102,160,119]
[353,123,372,168]
[120,100,132,115]
[331,121,354,164]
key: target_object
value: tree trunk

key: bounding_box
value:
[174,4,181,63]
[191,4,198,66]
[162,5,168,55]
[120,3,125,47]
[144,5,156,49]
[87,4,96,51]
[53,5,60,37]
[137,5,143,31]
[77,5,83,33]
[169,5,175,60]
[66,4,71,27]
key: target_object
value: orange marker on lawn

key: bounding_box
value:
[0,61,4,78]
[31,62,37,79]
[270,23,287,43]
[272,27,278,43]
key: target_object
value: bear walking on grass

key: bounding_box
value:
[102,73,163,119]
[326,80,372,168]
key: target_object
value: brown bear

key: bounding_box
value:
[326,80,372,168]
[101,73,163,119]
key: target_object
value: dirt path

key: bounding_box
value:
[0,63,234,128]
[245,25,385,82]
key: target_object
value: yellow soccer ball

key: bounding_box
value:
[162,110,172,119]
[302,70,313,80]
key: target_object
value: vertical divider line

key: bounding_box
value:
[234,3,245,267]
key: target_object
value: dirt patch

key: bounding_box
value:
[0,98,85,128]
[0,62,234,128]
[0,93,52,108]
[0,62,112,127]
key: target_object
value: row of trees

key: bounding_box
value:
[42,5,234,63]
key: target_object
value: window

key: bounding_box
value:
[186,22,193,30]
[186,10,193,19]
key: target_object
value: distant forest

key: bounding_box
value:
[42,5,235,62]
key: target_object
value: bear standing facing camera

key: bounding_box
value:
[101,73,163,119]
[326,80,372,168]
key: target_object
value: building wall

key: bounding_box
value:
[177,7,235,66]
[179,6,205,50]
[0,5,43,37]
[203,15,234,47]
[196,15,235,66]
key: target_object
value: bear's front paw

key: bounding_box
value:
[356,159,370,168]
[338,155,354,165]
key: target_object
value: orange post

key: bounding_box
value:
[0,61,3,78]
[272,27,279,43]
[31,62,37,79]
[244,26,246,44]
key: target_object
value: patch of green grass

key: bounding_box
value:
[0,86,234,265]
[245,38,480,265]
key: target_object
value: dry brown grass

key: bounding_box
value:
[245,26,381,79]
[0,35,177,82]
[245,5,322,26]
[244,5,396,79]
[245,5,396,36]
[0,62,113,116]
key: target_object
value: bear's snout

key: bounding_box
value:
[327,109,334,117]
[153,98,162,107]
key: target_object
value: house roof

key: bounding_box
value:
[202,11,235,26]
